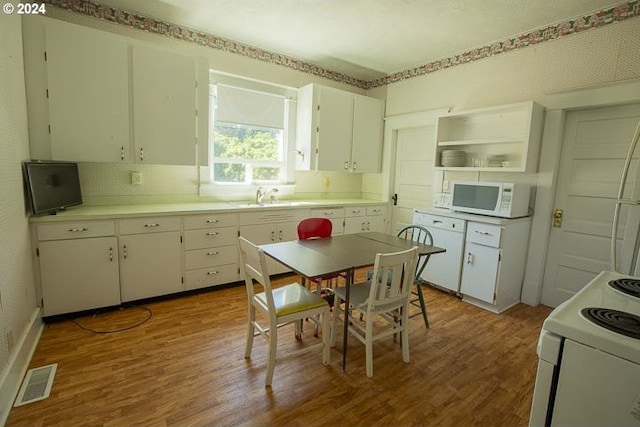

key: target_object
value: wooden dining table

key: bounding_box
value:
[260,231,446,370]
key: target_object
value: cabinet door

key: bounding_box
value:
[119,231,183,302]
[316,86,354,171]
[239,224,285,274]
[39,237,120,316]
[352,95,384,173]
[460,242,500,303]
[366,215,386,233]
[132,45,196,165]
[344,217,367,234]
[46,21,130,162]
[239,223,276,245]
[277,221,300,242]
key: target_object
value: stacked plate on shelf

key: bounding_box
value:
[440,150,466,167]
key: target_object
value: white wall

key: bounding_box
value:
[382,17,640,305]
[384,18,640,116]
[0,13,41,423]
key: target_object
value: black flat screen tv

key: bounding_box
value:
[23,161,83,215]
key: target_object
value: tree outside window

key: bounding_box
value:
[213,123,283,183]
[210,83,289,184]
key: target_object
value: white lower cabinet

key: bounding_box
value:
[34,221,121,316]
[309,207,344,235]
[344,205,386,234]
[183,213,239,290]
[118,217,183,302]
[32,203,391,316]
[39,236,121,316]
[238,209,310,275]
[459,219,531,313]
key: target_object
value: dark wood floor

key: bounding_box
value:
[7,271,552,427]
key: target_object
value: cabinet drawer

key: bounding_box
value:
[344,207,365,218]
[420,214,466,232]
[183,213,237,230]
[118,216,181,235]
[184,226,237,250]
[466,222,502,247]
[366,206,386,216]
[37,220,115,241]
[311,207,345,218]
[185,263,239,290]
[185,245,238,270]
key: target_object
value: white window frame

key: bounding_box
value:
[200,71,297,199]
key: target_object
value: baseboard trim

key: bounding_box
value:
[0,308,43,427]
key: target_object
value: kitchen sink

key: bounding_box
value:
[226,201,312,208]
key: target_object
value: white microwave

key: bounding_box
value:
[448,181,530,218]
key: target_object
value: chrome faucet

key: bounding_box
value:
[256,187,279,204]
[256,186,266,204]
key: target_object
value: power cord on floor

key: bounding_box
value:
[68,305,153,334]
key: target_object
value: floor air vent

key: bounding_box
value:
[14,363,57,407]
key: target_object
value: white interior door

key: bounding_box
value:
[389,125,437,235]
[541,103,640,307]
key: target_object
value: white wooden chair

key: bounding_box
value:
[331,246,419,377]
[238,236,331,387]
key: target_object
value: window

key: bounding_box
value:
[209,78,296,185]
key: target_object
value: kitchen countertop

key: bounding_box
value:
[29,199,387,222]
[414,207,533,225]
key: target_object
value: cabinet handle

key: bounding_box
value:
[325,211,334,216]
[271,230,276,242]
[433,220,443,225]
[474,230,492,236]
[278,230,283,241]
[139,147,144,161]
[361,222,366,231]
[366,221,371,231]
[205,219,219,224]
[144,223,160,228]
[206,232,219,236]
[206,251,219,256]
[344,161,349,170]
[352,161,357,171]
[109,246,113,262]
[120,146,125,161]
[466,252,473,264]
[123,244,128,260]
[68,227,88,232]
[207,270,220,275]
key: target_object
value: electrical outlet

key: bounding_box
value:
[131,171,143,185]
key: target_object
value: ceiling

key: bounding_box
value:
[92,0,623,81]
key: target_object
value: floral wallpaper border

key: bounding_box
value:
[43,0,639,89]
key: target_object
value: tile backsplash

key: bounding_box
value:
[78,162,379,205]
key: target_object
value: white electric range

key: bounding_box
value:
[529,271,640,426]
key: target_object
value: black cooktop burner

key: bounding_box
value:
[581,307,640,339]
[608,278,640,298]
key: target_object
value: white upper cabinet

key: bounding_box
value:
[45,19,130,162]
[132,45,197,165]
[23,17,207,166]
[296,83,384,173]
[434,101,544,172]
[352,94,385,173]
